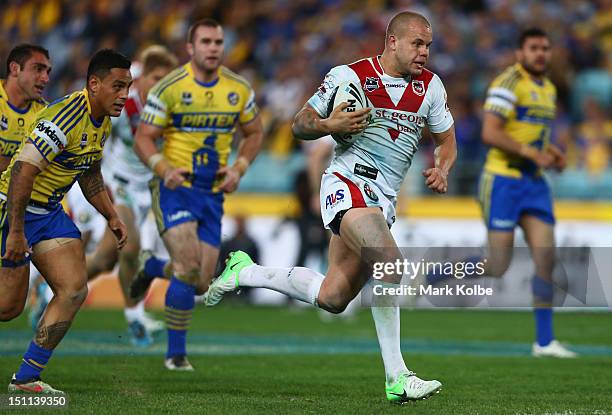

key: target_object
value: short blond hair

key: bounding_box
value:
[138,45,178,75]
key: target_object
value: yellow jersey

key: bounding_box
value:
[0,89,111,211]
[0,80,46,160]
[141,62,258,192]
[483,63,557,177]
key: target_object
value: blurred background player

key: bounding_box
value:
[134,18,264,370]
[205,12,457,403]
[479,28,575,358]
[0,44,52,329]
[0,49,130,393]
[78,45,178,346]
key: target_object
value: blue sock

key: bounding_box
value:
[144,255,168,280]
[165,277,195,358]
[532,275,554,346]
[15,341,53,382]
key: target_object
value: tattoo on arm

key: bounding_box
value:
[78,160,105,200]
[35,320,72,349]
[7,161,35,232]
[292,106,326,140]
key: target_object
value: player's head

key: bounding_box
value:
[384,12,432,77]
[5,44,51,101]
[137,45,178,97]
[516,28,551,76]
[186,18,224,73]
[86,49,132,117]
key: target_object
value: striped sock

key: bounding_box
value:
[15,341,53,382]
[165,277,195,358]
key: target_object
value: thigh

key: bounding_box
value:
[162,221,200,277]
[32,238,86,295]
[486,230,515,277]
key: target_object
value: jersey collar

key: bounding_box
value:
[187,62,221,88]
[83,88,104,128]
[516,63,545,87]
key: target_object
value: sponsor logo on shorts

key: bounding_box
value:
[325,189,345,209]
[363,183,379,202]
[168,210,192,222]
[492,218,515,229]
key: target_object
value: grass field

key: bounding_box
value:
[1,305,611,414]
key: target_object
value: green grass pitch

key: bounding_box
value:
[1,305,610,414]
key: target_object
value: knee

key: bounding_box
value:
[0,304,25,321]
[98,252,119,273]
[58,284,88,307]
[317,293,349,314]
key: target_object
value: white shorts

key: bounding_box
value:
[319,170,397,233]
[104,165,151,227]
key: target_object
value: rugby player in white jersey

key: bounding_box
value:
[82,45,178,345]
[205,12,456,403]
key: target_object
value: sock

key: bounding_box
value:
[239,265,324,306]
[15,341,53,382]
[370,280,408,383]
[124,300,145,323]
[165,277,195,358]
[144,255,168,280]
[532,274,554,346]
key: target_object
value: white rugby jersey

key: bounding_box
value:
[308,56,453,196]
[105,88,152,181]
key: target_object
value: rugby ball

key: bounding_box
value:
[328,81,371,146]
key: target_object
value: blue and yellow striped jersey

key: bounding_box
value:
[141,63,258,192]
[483,63,556,177]
[0,89,111,210]
[0,80,46,160]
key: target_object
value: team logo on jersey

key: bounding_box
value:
[411,80,425,96]
[530,91,538,101]
[363,183,379,202]
[100,132,107,147]
[182,92,193,105]
[227,92,239,106]
[0,115,8,130]
[80,133,88,149]
[364,77,379,92]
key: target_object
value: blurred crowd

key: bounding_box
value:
[1,0,611,196]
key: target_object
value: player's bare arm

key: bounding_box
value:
[78,159,127,249]
[217,114,264,193]
[292,102,370,141]
[134,122,188,190]
[3,160,40,262]
[482,112,554,168]
[423,126,457,193]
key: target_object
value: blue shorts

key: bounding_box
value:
[0,204,81,267]
[150,178,224,248]
[478,172,555,231]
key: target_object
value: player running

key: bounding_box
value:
[479,28,575,358]
[205,12,456,403]
[0,44,52,327]
[81,45,178,346]
[0,49,131,394]
[134,18,264,370]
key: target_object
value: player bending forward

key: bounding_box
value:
[205,12,456,403]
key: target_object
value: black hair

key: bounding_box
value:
[86,49,131,81]
[6,44,50,75]
[518,28,549,48]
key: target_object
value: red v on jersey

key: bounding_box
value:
[348,57,433,114]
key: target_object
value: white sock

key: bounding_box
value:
[239,265,324,306]
[370,280,408,383]
[124,300,145,323]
